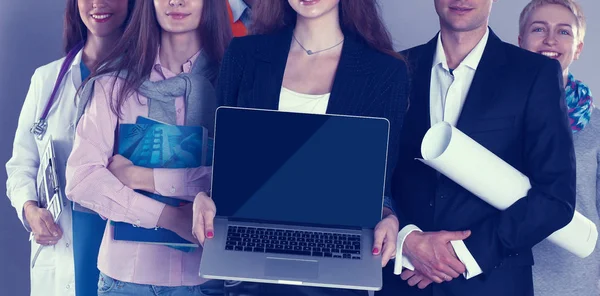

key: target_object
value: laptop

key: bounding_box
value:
[199,106,390,291]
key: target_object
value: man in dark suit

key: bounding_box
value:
[377,0,576,295]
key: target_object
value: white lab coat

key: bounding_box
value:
[5,49,85,296]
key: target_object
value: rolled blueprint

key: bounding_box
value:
[418,122,597,258]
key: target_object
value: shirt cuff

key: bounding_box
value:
[450,240,483,279]
[78,188,167,229]
[11,188,37,232]
[153,168,186,197]
[125,189,167,229]
[153,167,212,198]
[394,224,422,275]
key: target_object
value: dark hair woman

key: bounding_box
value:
[6,0,132,295]
[192,1,408,295]
[65,0,232,295]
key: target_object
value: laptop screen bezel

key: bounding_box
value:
[209,106,390,230]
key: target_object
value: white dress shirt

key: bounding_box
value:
[396,28,490,280]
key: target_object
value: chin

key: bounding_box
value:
[297,12,326,19]
[450,24,481,33]
[293,2,338,20]
[163,26,197,34]
[90,29,117,38]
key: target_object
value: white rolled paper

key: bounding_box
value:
[419,122,597,258]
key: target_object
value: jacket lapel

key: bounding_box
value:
[409,35,437,132]
[250,27,294,110]
[326,34,373,115]
[456,30,509,132]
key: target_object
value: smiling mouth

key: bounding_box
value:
[300,0,321,5]
[539,51,561,58]
[166,12,191,19]
[91,13,112,20]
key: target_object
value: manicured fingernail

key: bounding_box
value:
[207,231,214,238]
[372,248,379,254]
[53,232,58,236]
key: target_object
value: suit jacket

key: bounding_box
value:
[379,30,576,296]
[216,26,409,207]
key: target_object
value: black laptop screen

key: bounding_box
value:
[210,107,389,229]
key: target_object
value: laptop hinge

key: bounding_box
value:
[223,217,363,231]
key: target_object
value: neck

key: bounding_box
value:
[293,11,344,53]
[82,30,122,69]
[159,31,202,74]
[439,25,487,69]
[563,69,570,88]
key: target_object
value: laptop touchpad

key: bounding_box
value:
[265,258,318,279]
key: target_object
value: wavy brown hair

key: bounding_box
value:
[89,0,232,117]
[251,0,403,60]
[63,0,134,54]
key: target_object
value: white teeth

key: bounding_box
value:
[92,14,111,20]
[541,51,559,57]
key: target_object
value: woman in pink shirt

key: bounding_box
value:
[65,0,232,295]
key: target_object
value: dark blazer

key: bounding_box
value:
[215,26,409,296]
[217,26,409,208]
[379,30,576,296]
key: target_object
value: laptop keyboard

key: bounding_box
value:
[225,226,362,259]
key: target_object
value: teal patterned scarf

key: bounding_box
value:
[566,73,594,133]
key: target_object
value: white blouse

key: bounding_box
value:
[278,87,331,114]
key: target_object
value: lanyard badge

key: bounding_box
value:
[30,119,48,140]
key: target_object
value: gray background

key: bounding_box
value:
[0,1,66,296]
[0,1,597,295]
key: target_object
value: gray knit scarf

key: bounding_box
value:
[76,50,217,135]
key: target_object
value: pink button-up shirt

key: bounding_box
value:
[65,51,211,287]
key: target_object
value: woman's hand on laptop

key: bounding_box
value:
[157,203,199,245]
[372,208,399,267]
[192,192,217,245]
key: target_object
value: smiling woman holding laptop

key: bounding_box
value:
[192,0,409,295]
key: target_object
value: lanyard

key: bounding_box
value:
[30,42,84,140]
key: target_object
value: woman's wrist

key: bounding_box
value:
[382,207,395,218]
[23,200,39,220]
[128,166,155,192]
[157,205,178,230]
[24,200,39,211]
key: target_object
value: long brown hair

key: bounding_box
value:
[63,0,134,55]
[251,0,402,60]
[90,0,232,117]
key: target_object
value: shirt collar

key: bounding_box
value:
[69,48,85,88]
[71,48,84,68]
[153,48,201,78]
[228,0,249,23]
[433,27,489,72]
